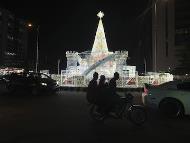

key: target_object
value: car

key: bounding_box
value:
[142,80,190,117]
[0,76,8,94]
[1,72,59,95]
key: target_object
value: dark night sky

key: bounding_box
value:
[1,0,149,72]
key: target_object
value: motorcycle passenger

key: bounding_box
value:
[96,75,109,112]
[86,72,99,104]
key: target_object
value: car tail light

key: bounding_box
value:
[144,87,148,95]
[143,84,149,96]
[142,84,149,105]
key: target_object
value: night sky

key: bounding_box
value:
[1,0,149,73]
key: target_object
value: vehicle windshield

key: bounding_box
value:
[158,80,182,89]
[41,73,51,79]
[177,82,190,91]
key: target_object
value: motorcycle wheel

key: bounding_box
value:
[89,105,105,122]
[128,105,147,126]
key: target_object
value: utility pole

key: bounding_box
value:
[58,59,60,74]
[36,25,40,73]
[27,23,40,73]
[153,0,158,73]
[144,58,147,75]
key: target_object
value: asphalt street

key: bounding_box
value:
[0,91,190,143]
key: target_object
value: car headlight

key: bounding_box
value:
[41,83,47,86]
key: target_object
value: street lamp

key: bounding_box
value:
[28,23,40,73]
[28,23,32,27]
[36,25,39,73]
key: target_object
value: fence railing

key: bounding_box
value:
[51,72,174,88]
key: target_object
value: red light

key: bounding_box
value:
[143,86,149,95]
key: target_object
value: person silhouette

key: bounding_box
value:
[97,75,108,105]
[98,75,108,94]
[107,72,122,116]
[109,72,120,95]
[86,72,99,104]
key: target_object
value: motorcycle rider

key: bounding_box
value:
[86,72,99,104]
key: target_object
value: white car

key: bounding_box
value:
[142,80,190,117]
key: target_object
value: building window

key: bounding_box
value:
[7,22,11,27]
[7,35,14,40]
[8,14,14,20]
[175,27,190,45]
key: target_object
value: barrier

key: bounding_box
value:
[51,72,173,88]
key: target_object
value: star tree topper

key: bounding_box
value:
[97,11,104,19]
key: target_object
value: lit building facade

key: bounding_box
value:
[152,0,175,72]
[151,0,190,74]
[174,0,190,74]
[0,8,28,69]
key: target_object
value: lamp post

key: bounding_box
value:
[153,0,159,73]
[144,58,147,75]
[36,25,39,73]
[28,23,40,73]
[58,59,60,75]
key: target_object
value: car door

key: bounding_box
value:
[176,82,190,115]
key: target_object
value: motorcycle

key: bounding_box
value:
[89,93,147,125]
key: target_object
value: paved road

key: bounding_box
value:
[0,91,190,143]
